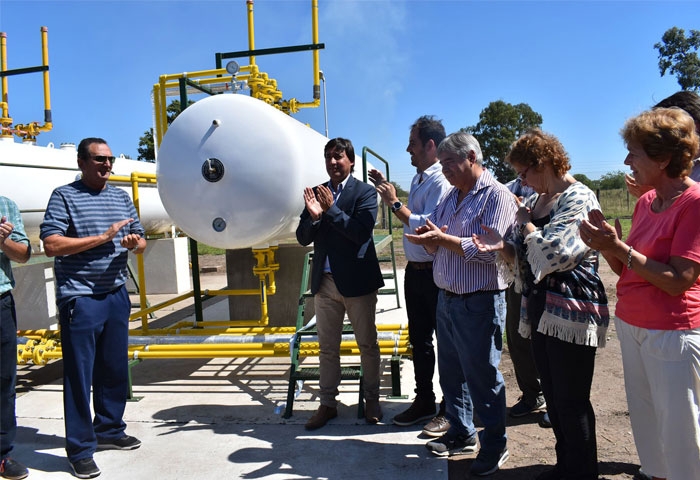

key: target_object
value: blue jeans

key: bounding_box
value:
[59,285,130,462]
[436,289,507,455]
[0,293,18,459]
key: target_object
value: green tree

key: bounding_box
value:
[463,100,543,183]
[573,173,596,189]
[137,100,194,162]
[655,27,700,91]
[392,181,408,198]
[598,170,626,190]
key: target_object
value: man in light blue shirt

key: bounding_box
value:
[0,195,31,480]
[369,115,451,435]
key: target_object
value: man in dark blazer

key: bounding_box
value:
[296,137,384,430]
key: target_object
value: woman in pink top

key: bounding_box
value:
[581,107,700,480]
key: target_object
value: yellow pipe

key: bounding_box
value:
[157,75,168,146]
[0,31,10,128]
[39,26,52,133]
[247,0,256,67]
[152,83,163,148]
[311,0,320,100]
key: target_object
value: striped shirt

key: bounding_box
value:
[0,196,30,294]
[431,169,517,294]
[40,181,145,308]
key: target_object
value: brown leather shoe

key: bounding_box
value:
[305,405,338,430]
[365,399,383,424]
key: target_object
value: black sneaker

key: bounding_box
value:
[392,398,436,426]
[97,435,141,451]
[422,414,450,437]
[0,458,29,480]
[470,447,509,476]
[426,432,478,457]
[509,395,546,417]
[70,457,101,479]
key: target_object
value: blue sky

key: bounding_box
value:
[0,0,696,189]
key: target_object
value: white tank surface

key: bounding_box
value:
[157,94,369,250]
[0,139,173,246]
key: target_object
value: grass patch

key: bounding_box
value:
[189,243,226,255]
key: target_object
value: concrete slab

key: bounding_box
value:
[12,268,453,480]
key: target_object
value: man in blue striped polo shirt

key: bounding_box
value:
[40,138,146,479]
[406,132,516,476]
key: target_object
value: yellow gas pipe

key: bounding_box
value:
[0,31,11,136]
[14,26,53,142]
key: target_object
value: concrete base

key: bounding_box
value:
[226,244,314,327]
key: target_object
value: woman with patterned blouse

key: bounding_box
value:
[473,129,609,480]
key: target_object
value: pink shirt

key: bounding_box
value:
[616,183,700,330]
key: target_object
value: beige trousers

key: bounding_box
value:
[314,273,380,407]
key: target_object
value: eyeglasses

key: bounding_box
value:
[89,155,116,164]
[517,165,532,179]
[86,155,116,164]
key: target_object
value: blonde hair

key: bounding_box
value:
[621,107,699,179]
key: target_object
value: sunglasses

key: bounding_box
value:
[86,155,116,164]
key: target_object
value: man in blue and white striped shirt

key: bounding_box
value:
[406,132,516,476]
[40,137,146,479]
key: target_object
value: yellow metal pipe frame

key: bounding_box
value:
[0,31,11,131]
[17,322,410,364]
[17,339,411,363]
[13,26,53,142]
[247,0,256,67]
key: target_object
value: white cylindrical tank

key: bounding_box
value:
[0,140,173,246]
[157,94,366,249]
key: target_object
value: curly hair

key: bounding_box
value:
[621,107,699,179]
[505,128,571,177]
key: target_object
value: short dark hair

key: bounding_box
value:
[654,91,700,124]
[411,115,446,148]
[324,137,355,172]
[77,137,108,159]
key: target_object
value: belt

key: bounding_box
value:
[0,290,11,299]
[406,261,433,270]
[443,289,502,298]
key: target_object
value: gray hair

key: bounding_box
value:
[437,131,484,166]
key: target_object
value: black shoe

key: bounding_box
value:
[539,412,552,428]
[70,458,101,479]
[470,447,510,476]
[0,458,29,480]
[97,435,141,451]
[425,432,478,457]
[509,395,546,417]
[393,398,436,426]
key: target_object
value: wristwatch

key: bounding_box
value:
[391,201,403,213]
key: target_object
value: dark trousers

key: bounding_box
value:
[404,265,439,401]
[0,293,18,459]
[528,287,598,480]
[59,285,130,462]
[505,284,542,402]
